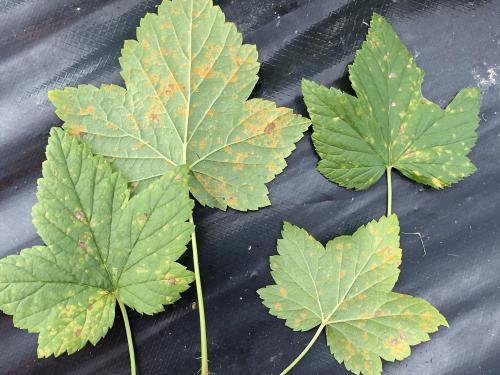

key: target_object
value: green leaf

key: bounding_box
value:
[48,0,309,211]
[258,215,447,375]
[0,128,194,357]
[303,13,480,190]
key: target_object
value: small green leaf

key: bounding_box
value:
[258,215,447,375]
[0,128,194,357]
[48,0,310,211]
[303,13,480,190]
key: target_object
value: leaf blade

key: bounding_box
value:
[49,0,309,211]
[305,13,480,190]
[0,128,194,356]
[258,216,447,375]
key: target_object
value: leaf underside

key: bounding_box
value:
[303,13,480,190]
[0,128,194,357]
[49,0,310,211]
[258,215,447,375]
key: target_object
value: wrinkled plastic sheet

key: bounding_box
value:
[1,0,500,374]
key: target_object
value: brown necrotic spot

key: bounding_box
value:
[78,240,87,249]
[148,112,160,121]
[265,122,276,135]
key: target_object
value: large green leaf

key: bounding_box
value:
[303,13,480,190]
[48,0,309,211]
[258,215,447,375]
[0,128,194,357]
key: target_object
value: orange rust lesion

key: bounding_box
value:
[207,108,215,117]
[376,246,398,262]
[148,112,161,121]
[364,361,370,371]
[143,54,159,66]
[106,122,117,129]
[160,22,172,30]
[356,294,368,301]
[232,54,245,68]
[67,125,87,138]
[274,303,282,311]
[161,82,180,99]
[134,142,146,149]
[193,172,234,207]
[142,38,151,50]
[346,341,356,356]
[178,105,188,116]
[267,161,279,174]
[199,139,207,151]
[194,64,215,79]
[383,333,408,358]
[149,73,159,83]
[171,6,181,15]
[234,152,249,163]
[79,106,95,115]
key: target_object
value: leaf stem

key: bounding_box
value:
[117,296,136,375]
[386,166,392,216]
[280,324,325,375]
[190,215,209,375]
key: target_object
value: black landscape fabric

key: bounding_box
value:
[0,0,499,374]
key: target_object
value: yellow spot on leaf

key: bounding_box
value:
[383,334,408,358]
[431,177,443,188]
[421,311,434,321]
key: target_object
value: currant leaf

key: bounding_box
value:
[48,0,309,211]
[258,215,447,375]
[0,128,194,357]
[303,13,480,190]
